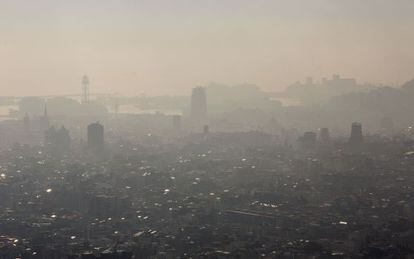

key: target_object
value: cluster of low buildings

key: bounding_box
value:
[1,84,414,258]
[0,120,414,258]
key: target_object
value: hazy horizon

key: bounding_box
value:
[1,0,414,96]
[2,3,414,257]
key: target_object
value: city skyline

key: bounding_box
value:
[2,2,414,258]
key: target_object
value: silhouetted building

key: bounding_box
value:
[45,126,71,155]
[40,104,50,132]
[299,131,317,149]
[327,74,357,88]
[172,115,181,131]
[190,87,207,124]
[82,75,90,104]
[349,122,363,145]
[87,122,104,153]
[319,128,330,143]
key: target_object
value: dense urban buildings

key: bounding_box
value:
[1,109,414,258]
[2,79,414,258]
[1,1,413,258]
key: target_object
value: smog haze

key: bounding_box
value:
[1,0,414,96]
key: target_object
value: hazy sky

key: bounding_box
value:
[1,0,413,96]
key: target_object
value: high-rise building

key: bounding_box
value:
[349,122,363,145]
[44,126,71,155]
[82,75,90,104]
[39,103,50,132]
[299,131,317,149]
[87,122,104,152]
[190,87,207,123]
[319,128,330,143]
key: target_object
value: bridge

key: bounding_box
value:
[0,93,117,104]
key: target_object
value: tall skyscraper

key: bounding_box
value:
[40,103,50,131]
[82,75,90,104]
[319,128,331,143]
[190,87,207,124]
[44,126,71,156]
[299,131,317,149]
[87,122,104,153]
[349,122,363,145]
